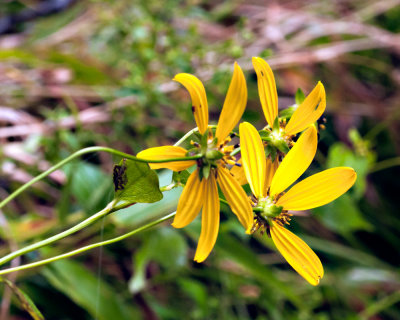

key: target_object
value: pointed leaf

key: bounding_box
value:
[113,159,163,204]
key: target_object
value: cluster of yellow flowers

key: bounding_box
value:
[138,57,357,286]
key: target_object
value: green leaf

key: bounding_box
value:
[113,159,163,204]
[42,260,140,320]
[295,88,306,105]
[216,234,301,306]
[64,162,113,213]
[129,228,188,293]
[326,143,370,199]
[314,194,372,234]
[0,277,44,320]
[112,171,181,227]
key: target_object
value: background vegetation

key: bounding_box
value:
[0,0,399,319]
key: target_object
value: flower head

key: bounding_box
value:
[138,63,253,262]
[240,122,357,285]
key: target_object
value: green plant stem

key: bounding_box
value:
[0,200,130,267]
[370,157,400,173]
[358,290,400,320]
[230,147,241,157]
[174,127,198,146]
[0,128,198,267]
[0,126,202,271]
[0,212,175,276]
[0,146,200,211]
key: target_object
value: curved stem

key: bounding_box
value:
[369,157,400,173]
[174,127,198,146]
[0,212,175,276]
[230,147,241,157]
[0,127,199,270]
[0,146,200,211]
[0,200,132,267]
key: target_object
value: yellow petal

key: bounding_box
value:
[217,167,253,233]
[285,82,326,136]
[215,62,247,144]
[137,146,196,171]
[270,222,323,286]
[194,173,220,262]
[174,73,209,134]
[277,167,357,210]
[239,122,267,198]
[252,57,278,128]
[270,126,317,197]
[230,159,248,185]
[265,157,279,191]
[173,170,206,228]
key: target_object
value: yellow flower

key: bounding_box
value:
[231,57,326,186]
[240,122,357,285]
[137,63,253,262]
[252,57,326,136]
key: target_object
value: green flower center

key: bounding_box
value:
[255,197,283,220]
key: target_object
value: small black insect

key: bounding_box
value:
[191,105,196,113]
[113,159,128,191]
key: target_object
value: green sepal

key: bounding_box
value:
[265,145,277,162]
[113,159,163,204]
[172,170,190,185]
[273,116,280,131]
[279,106,296,119]
[295,88,306,105]
[200,128,209,147]
[193,131,202,141]
[201,164,211,180]
[259,130,271,140]
[274,140,290,154]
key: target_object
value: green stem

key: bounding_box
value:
[0,127,199,270]
[0,200,131,267]
[230,147,241,157]
[369,157,400,173]
[0,146,200,211]
[174,127,198,146]
[0,212,175,276]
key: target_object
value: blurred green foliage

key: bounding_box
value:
[0,0,400,319]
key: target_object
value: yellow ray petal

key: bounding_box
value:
[285,82,326,136]
[265,157,279,191]
[173,170,206,228]
[137,146,196,171]
[217,167,253,233]
[215,62,247,144]
[277,167,357,210]
[174,73,209,134]
[230,159,248,185]
[270,222,324,286]
[252,57,278,128]
[239,122,267,198]
[270,126,317,197]
[194,173,220,262]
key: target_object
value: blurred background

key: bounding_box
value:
[0,0,399,319]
